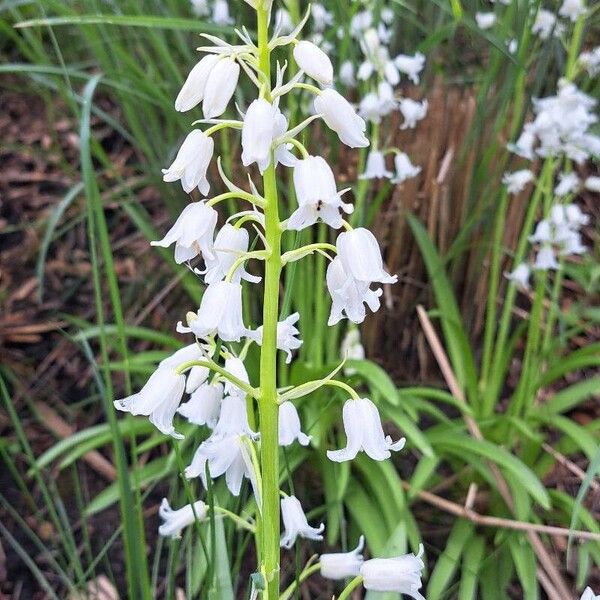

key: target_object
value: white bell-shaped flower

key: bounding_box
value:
[151,201,218,264]
[391,152,421,183]
[554,172,580,196]
[359,151,393,180]
[502,169,534,194]
[534,245,559,270]
[359,92,383,124]
[326,257,382,325]
[241,98,278,173]
[288,156,353,230]
[337,228,397,285]
[202,224,261,285]
[250,313,303,364]
[293,40,334,86]
[360,545,425,600]
[327,397,405,462]
[211,394,257,439]
[202,57,239,119]
[339,60,356,87]
[399,98,428,129]
[532,9,558,40]
[280,495,324,549]
[357,60,375,82]
[475,11,496,29]
[177,382,223,428]
[508,125,536,160]
[158,343,208,394]
[505,263,531,289]
[377,81,397,115]
[314,88,369,148]
[114,368,186,439]
[311,3,333,32]
[394,52,426,84]
[211,0,234,25]
[320,536,365,580]
[279,401,311,447]
[559,0,586,21]
[529,219,552,244]
[186,434,258,499]
[223,355,250,397]
[580,587,600,600]
[191,0,210,17]
[161,130,214,195]
[175,54,220,112]
[158,498,207,538]
[340,328,365,364]
[191,281,247,342]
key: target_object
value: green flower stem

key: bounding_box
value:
[281,242,337,264]
[336,575,364,600]
[213,506,256,533]
[257,2,283,596]
[483,158,554,416]
[175,359,258,398]
[207,190,265,209]
[225,250,269,282]
[541,257,565,355]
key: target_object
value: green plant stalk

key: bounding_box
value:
[484,158,553,416]
[257,3,282,596]
[541,258,565,355]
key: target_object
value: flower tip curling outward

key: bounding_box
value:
[391,152,421,184]
[359,150,393,180]
[293,40,334,86]
[502,169,534,195]
[158,498,208,538]
[280,495,324,549]
[360,544,425,600]
[580,587,600,600]
[320,536,365,580]
[114,368,186,439]
[327,397,405,462]
[161,130,214,196]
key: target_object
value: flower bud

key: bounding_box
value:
[293,40,334,86]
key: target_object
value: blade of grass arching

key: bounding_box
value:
[458,535,485,600]
[71,323,182,348]
[0,521,61,600]
[36,182,83,301]
[508,536,539,600]
[80,76,151,600]
[15,14,237,33]
[567,446,600,563]
[406,214,478,404]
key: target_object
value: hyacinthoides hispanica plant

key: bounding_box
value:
[113,1,424,598]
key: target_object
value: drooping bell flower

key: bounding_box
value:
[185,434,259,500]
[314,88,369,148]
[161,130,214,195]
[211,394,257,439]
[339,60,356,87]
[249,313,303,364]
[391,152,421,183]
[191,281,247,342]
[359,151,393,180]
[326,257,382,325]
[175,54,220,112]
[320,536,365,580]
[158,498,207,538]
[211,0,234,25]
[278,401,311,447]
[202,57,239,119]
[151,201,218,264]
[293,40,334,86]
[336,228,398,285]
[241,98,278,173]
[554,172,580,196]
[288,156,353,230]
[202,224,261,285]
[177,382,224,428]
[280,495,324,549]
[580,587,600,600]
[360,545,426,600]
[394,52,426,84]
[534,245,559,270]
[559,0,586,21]
[399,98,428,129]
[223,355,251,397]
[502,169,534,194]
[114,368,186,439]
[158,343,208,394]
[475,11,496,29]
[327,397,405,462]
[505,263,531,290]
